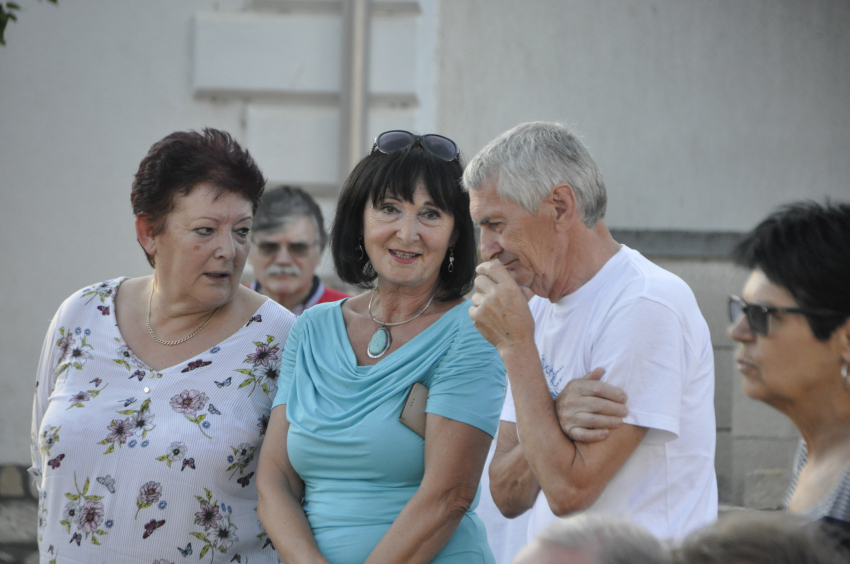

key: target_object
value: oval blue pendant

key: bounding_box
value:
[367,325,392,359]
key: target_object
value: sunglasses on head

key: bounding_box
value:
[371,130,460,162]
[727,295,841,337]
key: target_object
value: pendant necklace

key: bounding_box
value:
[367,289,435,359]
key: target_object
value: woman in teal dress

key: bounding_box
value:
[256,131,506,564]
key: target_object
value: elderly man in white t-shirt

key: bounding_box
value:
[466,121,717,543]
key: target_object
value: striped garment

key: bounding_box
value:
[784,440,850,525]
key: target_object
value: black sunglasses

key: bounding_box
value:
[727,295,842,337]
[370,130,460,162]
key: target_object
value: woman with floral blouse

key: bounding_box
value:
[30,128,296,564]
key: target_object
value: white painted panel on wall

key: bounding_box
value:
[246,104,340,185]
[194,12,342,94]
[369,15,418,94]
[367,107,418,142]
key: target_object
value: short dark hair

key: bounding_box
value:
[330,144,476,301]
[253,185,327,251]
[673,511,847,564]
[732,200,850,341]
[131,128,266,267]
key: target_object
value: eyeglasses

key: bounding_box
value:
[254,240,317,258]
[371,130,460,162]
[727,295,842,337]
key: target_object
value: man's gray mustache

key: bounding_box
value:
[265,265,301,277]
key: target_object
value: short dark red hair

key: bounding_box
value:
[131,128,266,267]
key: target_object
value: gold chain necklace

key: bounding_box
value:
[146,283,220,346]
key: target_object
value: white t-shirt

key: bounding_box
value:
[501,245,717,542]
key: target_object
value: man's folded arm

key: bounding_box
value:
[494,342,647,517]
[489,421,540,518]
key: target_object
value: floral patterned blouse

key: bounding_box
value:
[30,278,296,564]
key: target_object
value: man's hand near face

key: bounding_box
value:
[469,260,536,354]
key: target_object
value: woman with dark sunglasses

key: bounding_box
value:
[256,131,506,564]
[727,201,850,540]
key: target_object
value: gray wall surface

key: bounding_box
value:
[437,0,850,229]
[0,0,251,465]
[1,0,847,516]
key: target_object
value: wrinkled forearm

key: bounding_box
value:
[256,406,329,564]
[366,415,491,564]
[256,468,329,564]
[489,438,540,518]
[364,482,476,564]
[499,343,604,515]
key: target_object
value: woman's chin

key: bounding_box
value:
[740,375,771,402]
[197,283,237,308]
[375,269,435,291]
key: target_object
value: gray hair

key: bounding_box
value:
[462,121,607,227]
[673,511,848,564]
[252,185,327,251]
[536,514,670,564]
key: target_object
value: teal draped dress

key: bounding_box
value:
[272,300,506,564]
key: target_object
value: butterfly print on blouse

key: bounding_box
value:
[208,404,221,415]
[142,518,165,539]
[214,377,231,388]
[246,314,262,326]
[97,305,110,316]
[177,542,193,557]
[129,370,146,382]
[47,454,65,469]
[181,458,196,471]
[236,472,254,488]
[96,475,116,494]
[182,359,212,373]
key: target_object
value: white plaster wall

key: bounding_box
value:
[436,0,850,230]
[0,0,251,464]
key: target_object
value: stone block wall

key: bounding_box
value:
[0,466,38,564]
[651,254,800,508]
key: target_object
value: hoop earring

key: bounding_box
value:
[843,363,849,391]
[447,247,455,273]
[357,237,365,261]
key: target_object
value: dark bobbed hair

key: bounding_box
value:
[131,128,266,267]
[330,146,475,301]
[732,200,850,341]
[253,185,327,251]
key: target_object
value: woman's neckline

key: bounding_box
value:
[109,276,273,373]
[336,298,468,369]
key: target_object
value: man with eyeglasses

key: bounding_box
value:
[248,186,348,315]
[466,122,717,545]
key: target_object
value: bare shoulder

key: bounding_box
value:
[113,276,150,320]
[434,297,465,315]
[339,291,369,325]
[115,275,150,300]
[342,291,368,312]
[234,284,270,318]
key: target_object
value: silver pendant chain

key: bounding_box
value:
[366,289,435,359]
[147,283,220,346]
